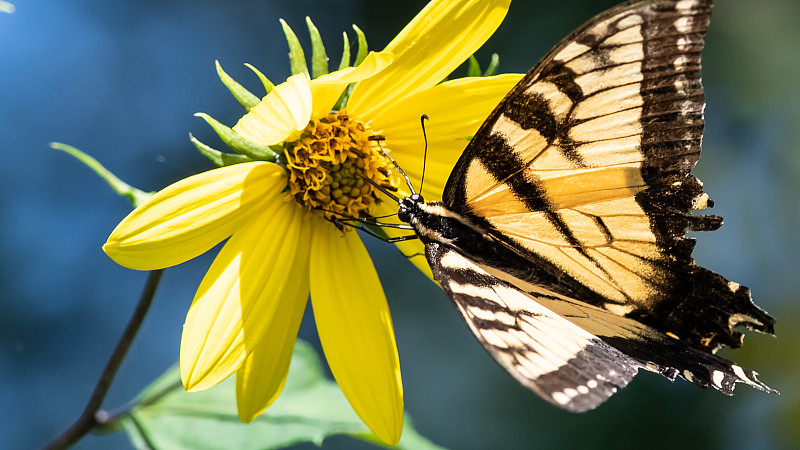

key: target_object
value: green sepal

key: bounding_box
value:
[467,55,481,77]
[306,17,329,78]
[338,31,351,71]
[194,113,279,162]
[216,60,260,110]
[334,25,366,110]
[333,83,354,111]
[244,63,274,95]
[353,24,368,66]
[483,53,500,77]
[190,133,253,167]
[280,19,309,77]
[50,142,153,208]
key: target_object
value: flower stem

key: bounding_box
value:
[44,269,164,450]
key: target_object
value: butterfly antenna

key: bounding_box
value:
[357,173,401,203]
[418,114,430,196]
[369,134,416,195]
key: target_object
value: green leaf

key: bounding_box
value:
[466,55,481,77]
[334,27,364,110]
[306,16,329,78]
[338,31,351,71]
[117,341,445,450]
[50,142,153,207]
[353,24,368,66]
[243,63,274,95]
[483,53,500,77]
[190,133,252,167]
[280,19,309,77]
[194,113,279,162]
[216,60,260,110]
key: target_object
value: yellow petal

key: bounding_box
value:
[233,73,313,146]
[103,162,284,270]
[309,222,403,445]
[348,0,511,120]
[373,74,522,201]
[234,258,309,422]
[181,199,311,392]
[309,51,393,120]
[373,200,433,281]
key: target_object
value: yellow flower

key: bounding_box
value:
[103,0,521,445]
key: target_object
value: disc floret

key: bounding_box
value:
[285,110,397,221]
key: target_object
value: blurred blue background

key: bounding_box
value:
[2,0,799,448]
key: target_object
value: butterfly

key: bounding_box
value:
[372,0,776,412]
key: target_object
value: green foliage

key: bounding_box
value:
[244,63,274,94]
[466,55,481,77]
[483,53,500,76]
[216,60,261,110]
[353,25,368,66]
[194,113,279,162]
[280,19,309,77]
[190,134,252,167]
[306,17,329,78]
[117,341,445,450]
[338,31,351,71]
[50,142,153,207]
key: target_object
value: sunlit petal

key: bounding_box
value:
[234,248,310,422]
[374,74,522,201]
[309,51,393,120]
[233,73,313,146]
[181,199,310,392]
[310,223,403,445]
[348,0,511,119]
[103,162,284,270]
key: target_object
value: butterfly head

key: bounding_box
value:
[397,193,424,224]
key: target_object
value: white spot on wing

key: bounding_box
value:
[675,0,697,11]
[732,364,749,382]
[675,17,693,33]
[552,392,570,405]
[712,370,725,388]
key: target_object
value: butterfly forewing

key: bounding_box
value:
[441,0,773,352]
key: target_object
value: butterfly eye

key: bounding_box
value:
[397,208,411,223]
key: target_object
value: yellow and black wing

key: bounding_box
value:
[426,243,774,411]
[442,0,774,352]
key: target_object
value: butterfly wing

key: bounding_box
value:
[426,243,775,412]
[442,0,774,351]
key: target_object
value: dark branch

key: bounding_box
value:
[43,269,164,450]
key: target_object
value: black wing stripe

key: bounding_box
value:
[427,243,641,412]
[426,244,776,413]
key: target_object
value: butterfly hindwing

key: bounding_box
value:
[441,0,774,352]
[426,242,775,412]
[426,242,641,412]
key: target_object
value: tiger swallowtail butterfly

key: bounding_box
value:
[376,0,776,411]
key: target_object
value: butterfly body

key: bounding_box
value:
[392,0,776,411]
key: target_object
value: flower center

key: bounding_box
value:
[284,110,398,221]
